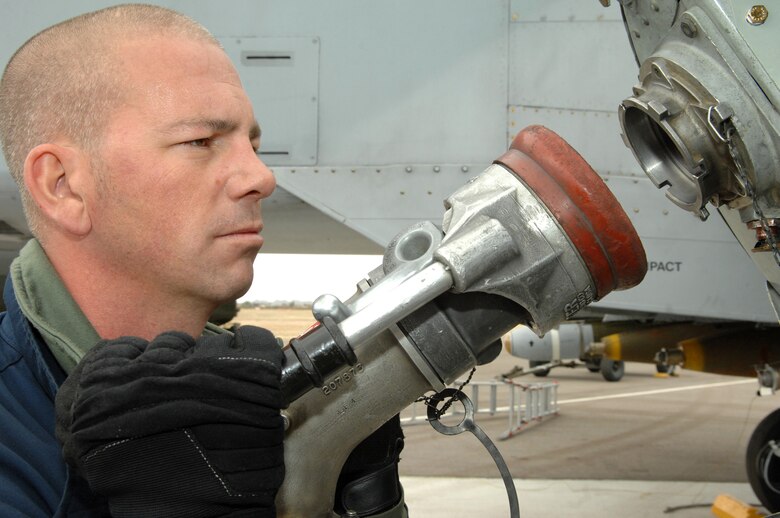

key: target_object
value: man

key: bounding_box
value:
[0,4,404,517]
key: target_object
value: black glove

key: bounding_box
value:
[334,415,405,516]
[55,327,285,518]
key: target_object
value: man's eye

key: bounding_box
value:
[186,138,211,148]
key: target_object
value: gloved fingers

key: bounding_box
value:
[194,325,283,369]
[77,329,281,390]
[233,325,280,355]
[143,331,198,358]
[76,333,194,385]
[80,429,282,517]
[78,335,149,369]
[67,364,284,436]
[194,422,285,448]
[79,328,282,381]
[191,423,285,493]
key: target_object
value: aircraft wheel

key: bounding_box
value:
[600,359,624,382]
[746,408,780,512]
[585,359,601,373]
[530,361,550,377]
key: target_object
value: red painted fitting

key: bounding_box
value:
[495,125,647,299]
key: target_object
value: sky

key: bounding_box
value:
[240,254,383,303]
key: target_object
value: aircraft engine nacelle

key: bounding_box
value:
[611,0,780,302]
[275,126,646,517]
[503,322,595,363]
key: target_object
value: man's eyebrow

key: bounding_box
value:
[163,118,261,139]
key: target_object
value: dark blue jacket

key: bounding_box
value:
[0,277,106,517]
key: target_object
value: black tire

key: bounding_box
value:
[529,360,550,377]
[600,359,624,382]
[585,359,601,373]
[746,408,780,512]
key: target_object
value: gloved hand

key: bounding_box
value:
[55,326,285,518]
[334,415,405,516]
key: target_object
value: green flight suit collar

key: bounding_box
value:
[11,239,100,374]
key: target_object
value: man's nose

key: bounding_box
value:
[226,142,277,201]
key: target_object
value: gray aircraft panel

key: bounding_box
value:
[509,11,638,112]
[729,0,780,81]
[273,163,487,246]
[594,232,777,322]
[509,0,624,23]
[277,164,481,220]
[220,37,320,166]
[261,190,383,255]
[308,2,509,166]
[197,0,511,166]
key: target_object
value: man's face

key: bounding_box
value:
[87,36,276,307]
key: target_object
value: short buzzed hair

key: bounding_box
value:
[0,3,220,235]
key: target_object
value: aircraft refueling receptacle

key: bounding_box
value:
[614,0,780,305]
[608,0,780,511]
[276,126,647,517]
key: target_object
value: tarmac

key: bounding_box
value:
[400,477,759,517]
[394,350,778,517]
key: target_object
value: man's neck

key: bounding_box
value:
[73,286,212,340]
[48,245,214,340]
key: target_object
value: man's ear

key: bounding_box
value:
[24,143,93,236]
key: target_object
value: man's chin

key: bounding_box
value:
[222,273,255,301]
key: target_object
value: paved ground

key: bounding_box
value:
[400,477,762,517]
[398,350,777,483]
[394,351,779,516]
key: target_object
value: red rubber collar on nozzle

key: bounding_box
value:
[494,125,647,299]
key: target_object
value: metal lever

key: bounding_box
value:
[426,388,520,518]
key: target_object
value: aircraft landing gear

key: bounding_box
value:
[600,358,625,382]
[746,407,780,512]
[529,360,551,377]
[584,358,601,373]
[654,347,684,376]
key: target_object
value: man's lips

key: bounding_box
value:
[218,224,263,237]
[229,228,261,236]
[217,226,264,245]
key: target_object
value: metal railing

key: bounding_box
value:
[401,379,559,440]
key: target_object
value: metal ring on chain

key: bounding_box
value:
[425,388,521,518]
[425,388,475,435]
